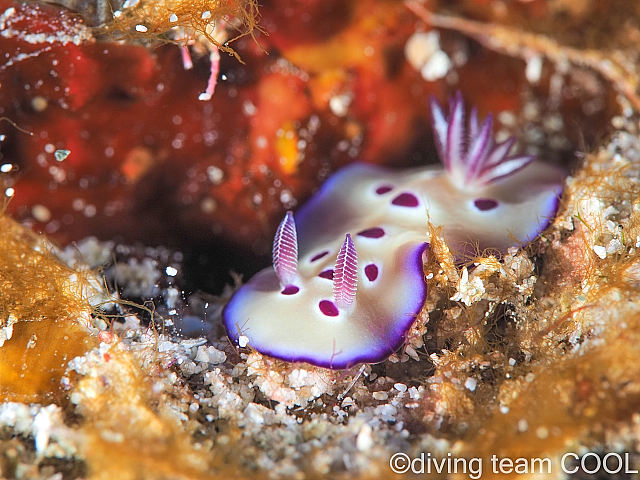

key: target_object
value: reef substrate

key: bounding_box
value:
[2,0,640,479]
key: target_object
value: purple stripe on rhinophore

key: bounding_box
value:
[484,136,515,168]
[477,155,534,186]
[446,91,465,174]
[333,234,358,308]
[465,113,493,184]
[429,95,448,167]
[468,106,479,143]
[272,211,298,286]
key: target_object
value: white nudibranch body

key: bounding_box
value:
[223,92,565,369]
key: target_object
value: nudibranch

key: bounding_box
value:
[223,92,565,369]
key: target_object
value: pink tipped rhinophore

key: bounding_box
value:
[333,234,358,308]
[273,211,298,286]
[429,92,535,190]
[223,90,566,370]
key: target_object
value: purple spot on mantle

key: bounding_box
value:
[310,251,329,262]
[319,300,339,317]
[474,198,499,211]
[376,185,393,195]
[364,264,379,281]
[357,227,385,238]
[319,269,334,279]
[391,192,419,207]
[281,285,299,295]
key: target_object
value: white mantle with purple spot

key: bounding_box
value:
[223,93,565,369]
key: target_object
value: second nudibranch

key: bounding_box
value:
[223,92,565,369]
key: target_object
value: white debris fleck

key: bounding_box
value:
[169,13,178,22]
[114,258,161,297]
[341,396,355,408]
[0,314,15,346]
[592,245,607,259]
[32,405,59,454]
[206,165,224,184]
[404,345,419,361]
[287,368,311,389]
[242,100,257,116]
[31,204,51,223]
[408,386,422,400]
[405,31,439,69]
[464,377,477,392]
[421,50,452,81]
[606,238,624,255]
[517,419,529,432]
[450,267,485,305]
[165,265,178,277]
[374,404,398,422]
[238,335,249,348]
[58,236,113,269]
[135,24,148,33]
[329,94,352,117]
[536,426,549,439]
[217,391,245,419]
[1,7,16,22]
[243,402,267,425]
[525,55,543,84]
[372,391,388,401]
[54,149,70,161]
[279,190,293,206]
[356,423,374,451]
[195,345,227,364]
[31,95,48,112]
[404,31,451,81]
[394,383,407,393]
